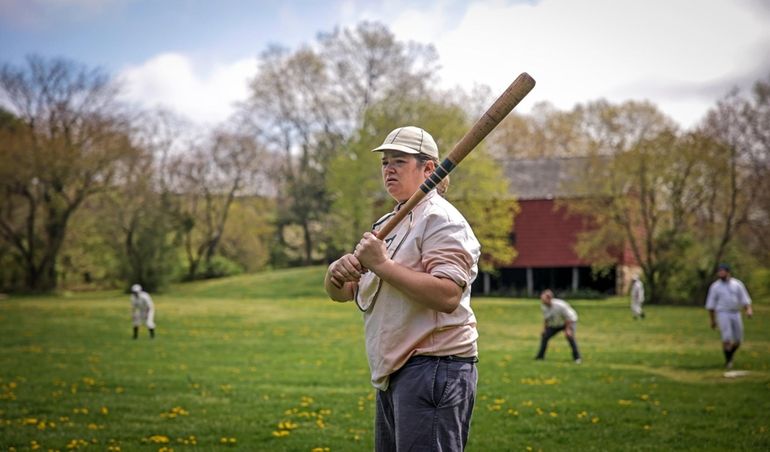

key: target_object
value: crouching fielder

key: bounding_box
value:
[130,284,156,339]
[535,290,582,363]
[705,264,753,369]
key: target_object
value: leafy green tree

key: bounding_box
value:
[560,101,691,303]
[326,96,517,272]
[220,198,276,273]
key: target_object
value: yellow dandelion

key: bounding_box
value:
[644,425,652,431]
[148,435,170,444]
[549,411,558,417]
[101,406,109,415]
[278,420,298,430]
[592,417,600,424]
[271,430,290,437]
[618,400,633,406]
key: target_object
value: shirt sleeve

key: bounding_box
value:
[420,212,480,289]
[705,283,717,310]
[737,281,752,306]
[563,304,578,322]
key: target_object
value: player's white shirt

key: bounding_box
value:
[630,279,645,304]
[131,291,154,310]
[542,298,578,327]
[705,278,752,312]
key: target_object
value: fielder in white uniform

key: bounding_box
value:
[535,289,582,363]
[630,275,645,319]
[130,284,156,339]
[705,264,752,369]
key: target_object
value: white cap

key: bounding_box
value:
[371,126,439,159]
[131,284,142,293]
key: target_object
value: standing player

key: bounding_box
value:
[130,284,156,339]
[630,274,645,319]
[324,126,481,451]
[535,289,582,363]
[705,264,753,369]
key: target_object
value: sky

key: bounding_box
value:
[1,0,769,128]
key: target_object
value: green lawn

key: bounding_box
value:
[1,266,768,451]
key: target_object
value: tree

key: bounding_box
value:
[0,56,138,291]
[488,101,591,158]
[173,128,264,279]
[692,73,770,295]
[326,95,517,272]
[560,101,690,303]
[246,21,437,265]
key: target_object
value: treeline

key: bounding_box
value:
[1,21,767,303]
[0,22,516,293]
[486,89,769,304]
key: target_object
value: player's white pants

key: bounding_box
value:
[715,311,743,343]
[133,307,156,329]
[630,299,644,316]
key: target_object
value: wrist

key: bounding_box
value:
[369,257,393,278]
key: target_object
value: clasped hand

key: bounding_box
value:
[354,232,388,271]
[329,232,389,287]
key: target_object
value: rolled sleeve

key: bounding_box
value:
[420,214,480,288]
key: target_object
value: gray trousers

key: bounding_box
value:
[375,355,478,452]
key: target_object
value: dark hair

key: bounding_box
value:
[414,154,449,195]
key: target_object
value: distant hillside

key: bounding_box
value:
[172,266,328,299]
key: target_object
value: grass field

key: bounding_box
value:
[1,266,768,451]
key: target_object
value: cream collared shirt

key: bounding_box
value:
[355,190,481,390]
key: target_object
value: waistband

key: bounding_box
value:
[410,355,479,364]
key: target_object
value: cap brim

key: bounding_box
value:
[371,143,421,154]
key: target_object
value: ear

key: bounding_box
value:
[424,160,436,175]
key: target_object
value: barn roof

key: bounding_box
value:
[500,157,599,200]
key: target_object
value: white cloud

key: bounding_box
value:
[387,0,770,128]
[118,53,257,125]
[113,0,770,129]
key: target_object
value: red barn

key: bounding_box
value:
[473,158,638,296]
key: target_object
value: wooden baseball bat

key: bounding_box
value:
[375,72,536,240]
[330,73,535,290]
